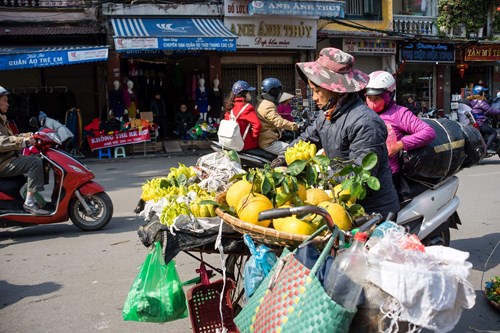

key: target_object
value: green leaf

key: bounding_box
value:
[176,173,188,186]
[353,165,363,174]
[272,172,285,184]
[306,165,318,186]
[352,183,364,198]
[338,165,354,176]
[199,200,219,206]
[313,155,330,166]
[261,177,272,195]
[347,204,365,217]
[286,160,307,176]
[367,176,381,191]
[275,192,292,207]
[361,152,378,171]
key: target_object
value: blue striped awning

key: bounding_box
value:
[111,18,237,52]
[0,45,109,71]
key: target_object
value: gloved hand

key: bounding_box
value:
[270,157,286,168]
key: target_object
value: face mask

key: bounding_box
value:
[367,98,385,113]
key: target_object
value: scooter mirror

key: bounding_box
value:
[29,117,39,129]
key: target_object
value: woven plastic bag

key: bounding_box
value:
[235,226,356,333]
[122,242,188,322]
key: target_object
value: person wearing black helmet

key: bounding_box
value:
[256,78,299,155]
[0,86,49,215]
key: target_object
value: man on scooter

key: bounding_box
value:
[0,86,49,215]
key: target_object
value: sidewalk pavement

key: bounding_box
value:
[80,139,214,163]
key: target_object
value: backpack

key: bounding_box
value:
[217,104,251,151]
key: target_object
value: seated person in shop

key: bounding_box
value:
[174,103,195,139]
[99,111,122,133]
[404,95,422,116]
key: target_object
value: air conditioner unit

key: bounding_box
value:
[449,25,466,38]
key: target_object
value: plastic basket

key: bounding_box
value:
[187,263,238,333]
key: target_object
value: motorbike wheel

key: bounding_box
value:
[69,192,113,231]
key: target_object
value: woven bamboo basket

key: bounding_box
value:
[215,191,329,248]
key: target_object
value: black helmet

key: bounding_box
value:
[261,78,283,100]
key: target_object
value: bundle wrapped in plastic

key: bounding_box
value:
[195,151,245,193]
[402,119,466,182]
[365,222,475,333]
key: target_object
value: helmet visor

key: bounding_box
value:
[365,87,386,96]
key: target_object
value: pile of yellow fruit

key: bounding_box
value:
[223,141,374,236]
[225,179,358,235]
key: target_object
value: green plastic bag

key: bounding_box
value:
[122,242,188,322]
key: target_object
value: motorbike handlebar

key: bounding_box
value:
[259,206,384,234]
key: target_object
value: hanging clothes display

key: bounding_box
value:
[123,81,139,119]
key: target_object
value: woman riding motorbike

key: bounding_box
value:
[365,71,436,202]
[256,78,299,155]
[272,48,400,219]
[468,85,500,154]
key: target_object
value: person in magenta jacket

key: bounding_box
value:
[468,85,500,153]
[365,71,436,201]
[223,81,262,150]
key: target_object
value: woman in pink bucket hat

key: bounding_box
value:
[272,47,400,218]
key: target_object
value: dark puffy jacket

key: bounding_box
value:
[470,97,500,127]
[286,94,400,218]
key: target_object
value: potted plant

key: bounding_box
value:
[437,0,490,36]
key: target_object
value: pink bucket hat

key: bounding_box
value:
[296,48,369,93]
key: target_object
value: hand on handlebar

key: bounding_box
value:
[270,157,286,168]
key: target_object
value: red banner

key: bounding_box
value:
[87,129,151,151]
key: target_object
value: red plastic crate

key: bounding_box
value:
[187,264,238,333]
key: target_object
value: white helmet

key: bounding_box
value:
[366,71,396,96]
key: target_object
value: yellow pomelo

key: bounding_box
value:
[305,188,331,206]
[236,193,274,227]
[273,215,317,235]
[316,201,352,231]
[226,179,254,209]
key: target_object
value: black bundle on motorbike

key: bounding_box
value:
[402,119,466,182]
[458,123,487,168]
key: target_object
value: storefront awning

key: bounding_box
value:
[0,46,109,71]
[111,18,237,52]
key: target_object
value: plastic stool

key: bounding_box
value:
[114,146,126,158]
[98,148,112,159]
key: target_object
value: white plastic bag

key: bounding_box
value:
[195,152,245,193]
[366,223,476,333]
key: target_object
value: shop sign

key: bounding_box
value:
[465,45,500,61]
[224,17,316,49]
[87,129,151,151]
[224,0,251,17]
[0,46,109,71]
[248,1,344,18]
[343,39,396,55]
[399,42,455,63]
[115,38,159,51]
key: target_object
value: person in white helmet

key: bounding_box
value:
[0,86,50,215]
[365,71,436,202]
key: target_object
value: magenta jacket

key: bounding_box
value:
[380,101,436,173]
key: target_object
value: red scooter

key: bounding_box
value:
[0,129,113,230]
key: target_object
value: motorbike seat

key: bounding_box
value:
[241,148,277,160]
